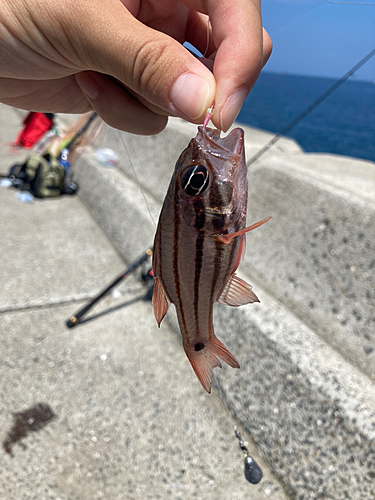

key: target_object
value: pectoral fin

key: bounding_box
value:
[214,216,271,244]
[218,274,260,307]
[152,276,170,327]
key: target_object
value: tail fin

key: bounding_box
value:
[185,337,240,393]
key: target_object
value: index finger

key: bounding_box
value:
[183,0,265,131]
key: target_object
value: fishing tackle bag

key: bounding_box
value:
[8,153,71,198]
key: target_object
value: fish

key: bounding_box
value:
[152,124,270,393]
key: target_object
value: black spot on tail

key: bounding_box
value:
[195,342,205,352]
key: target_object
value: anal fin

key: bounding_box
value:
[212,337,240,368]
[152,276,170,327]
[218,274,260,307]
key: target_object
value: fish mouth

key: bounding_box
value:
[196,126,244,158]
[205,206,232,215]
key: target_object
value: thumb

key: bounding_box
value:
[69,0,216,126]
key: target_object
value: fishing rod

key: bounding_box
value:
[62,112,99,154]
[246,47,375,166]
[66,247,153,328]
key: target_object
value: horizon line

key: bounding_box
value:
[261,69,374,84]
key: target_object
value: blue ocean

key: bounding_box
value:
[236,72,375,163]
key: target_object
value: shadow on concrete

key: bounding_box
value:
[3,403,56,457]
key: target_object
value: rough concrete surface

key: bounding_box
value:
[72,117,375,499]
[0,105,289,499]
[244,159,375,379]
[2,104,375,500]
[78,120,375,378]
[213,309,375,500]
[0,296,288,500]
[0,188,125,312]
[163,278,375,500]
[74,150,159,259]
[281,153,375,203]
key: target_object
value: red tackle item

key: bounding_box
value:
[13,113,54,149]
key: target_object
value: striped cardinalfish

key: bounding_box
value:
[152,123,270,393]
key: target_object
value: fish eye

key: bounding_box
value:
[181,165,209,196]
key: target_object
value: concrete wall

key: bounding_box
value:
[73,117,375,500]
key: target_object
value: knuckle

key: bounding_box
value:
[131,37,172,96]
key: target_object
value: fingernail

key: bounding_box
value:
[219,88,248,132]
[76,72,100,100]
[170,73,211,120]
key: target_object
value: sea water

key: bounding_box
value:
[237,72,375,163]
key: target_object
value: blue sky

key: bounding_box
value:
[261,0,375,81]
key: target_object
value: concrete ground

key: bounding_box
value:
[0,106,289,499]
[73,112,375,499]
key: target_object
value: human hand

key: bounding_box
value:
[0,0,272,134]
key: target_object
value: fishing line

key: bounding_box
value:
[323,0,375,5]
[203,16,211,57]
[246,47,375,167]
[271,4,323,36]
[118,130,156,229]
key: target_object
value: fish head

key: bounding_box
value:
[175,126,248,232]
